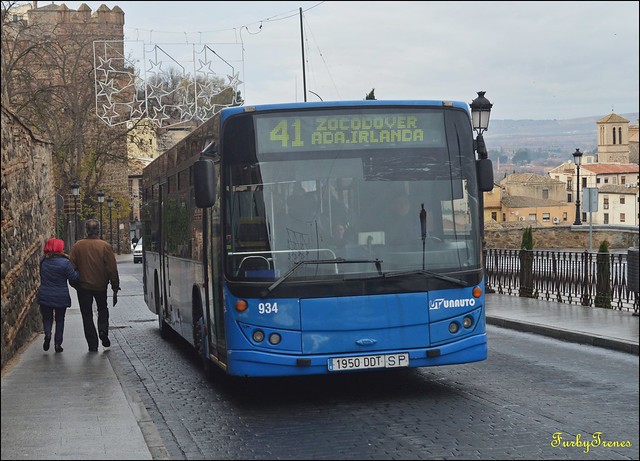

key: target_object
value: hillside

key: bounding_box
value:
[484,112,638,153]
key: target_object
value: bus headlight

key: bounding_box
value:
[252,330,265,342]
[462,316,474,329]
[448,322,460,334]
[268,333,281,345]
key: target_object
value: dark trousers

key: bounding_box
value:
[76,288,109,350]
[40,306,67,346]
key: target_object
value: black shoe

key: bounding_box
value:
[89,347,98,352]
[99,331,111,348]
[43,335,51,351]
[54,344,63,353]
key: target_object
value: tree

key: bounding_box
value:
[2,1,241,226]
[365,88,376,100]
[512,149,531,165]
[493,152,509,164]
[2,2,129,217]
[520,226,533,250]
[138,67,239,125]
[1,1,43,105]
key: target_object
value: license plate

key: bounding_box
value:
[328,353,409,372]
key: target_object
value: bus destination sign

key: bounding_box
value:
[255,111,445,153]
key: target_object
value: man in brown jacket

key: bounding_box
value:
[69,218,120,352]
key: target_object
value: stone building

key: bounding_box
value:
[597,113,636,163]
[499,173,566,202]
[12,1,131,253]
[499,195,574,226]
[483,173,573,227]
[547,162,639,226]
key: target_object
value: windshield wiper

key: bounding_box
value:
[264,258,383,295]
[382,269,468,287]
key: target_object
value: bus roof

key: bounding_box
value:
[220,100,470,122]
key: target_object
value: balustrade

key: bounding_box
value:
[485,248,638,313]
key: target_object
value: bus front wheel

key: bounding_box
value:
[192,292,214,381]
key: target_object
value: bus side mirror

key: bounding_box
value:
[194,159,217,208]
[476,158,494,192]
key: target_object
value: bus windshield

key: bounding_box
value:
[224,107,481,285]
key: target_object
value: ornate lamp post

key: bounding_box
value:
[470,91,493,292]
[116,200,121,254]
[470,91,493,158]
[97,191,105,239]
[573,148,583,225]
[71,181,80,241]
[107,195,114,245]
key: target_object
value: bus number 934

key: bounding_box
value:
[258,302,278,314]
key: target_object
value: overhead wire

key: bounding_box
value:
[302,12,341,101]
[125,2,326,45]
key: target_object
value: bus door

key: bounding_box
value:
[194,156,226,364]
[204,201,226,363]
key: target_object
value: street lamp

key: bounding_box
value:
[470,91,493,292]
[470,91,493,159]
[107,195,114,245]
[97,191,105,239]
[573,148,583,225]
[116,200,121,254]
[71,181,80,241]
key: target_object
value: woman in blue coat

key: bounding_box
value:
[38,238,80,352]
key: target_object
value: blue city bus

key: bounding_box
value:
[141,100,494,378]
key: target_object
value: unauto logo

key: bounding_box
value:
[429,298,476,310]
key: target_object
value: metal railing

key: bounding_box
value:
[485,249,639,313]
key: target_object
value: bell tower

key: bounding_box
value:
[597,113,630,163]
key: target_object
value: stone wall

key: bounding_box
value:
[486,224,639,250]
[1,106,55,370]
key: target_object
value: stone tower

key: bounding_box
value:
[597,113,631,163]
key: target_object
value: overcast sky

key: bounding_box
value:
[51,1,639,121]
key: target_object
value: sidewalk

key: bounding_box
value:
[1,255,166,461]
[486,293,639,355]
[0,310,160,460]
[1,256,638,459]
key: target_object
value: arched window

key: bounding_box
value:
[618,127,622,144]
[612,126,616,144]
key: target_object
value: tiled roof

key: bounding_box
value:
[502,195,566,208]
[547,162,575,174]
[581,163,639,174]
[597,113,630,124]
[598,184,639,194]
[499,173,564,186]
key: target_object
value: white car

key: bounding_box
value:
[132,238,143,264]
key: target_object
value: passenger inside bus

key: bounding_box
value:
[384,194,422,246]
[330,223,352,257]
